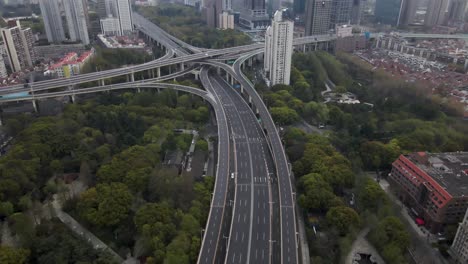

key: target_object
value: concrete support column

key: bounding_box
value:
[180,63,185,71]
[157,67,161,77]
[248,57,253,67]
[194,72,199,80]
[32,100,38,112]
[68,85,75,103]
[217,67,221,75]
[241,85,244,94]
[131,73,135,82]
[230,77,234,85]
[248,95,252,104]
[226,72,229,82]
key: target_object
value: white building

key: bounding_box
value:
[39,0,66,43]
[451,208,468,264]
[218,11,235,29]
[1,21,35,73]
[63,0,90,45]
[264,10,294,86]
[100,16,122,36]
[116,0,133,35]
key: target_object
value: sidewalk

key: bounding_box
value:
[51,195,124,263]
[378,179,449,264]
[346,228,385,264]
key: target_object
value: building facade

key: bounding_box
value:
[389,152,468,233]
[219,11,235,29]
[100,17,122,36]
[237,0,270,29]
[425,0,450,26]
[375,0,417,26]
[447,0,468,21]
[63,0,90,45]
[264,10,294,86]
[330,0,353,28]
[1,21,35,72]
[0,55,7,78]
[39,0,66,43]
[451,208,468,264]
[305,0,332,35]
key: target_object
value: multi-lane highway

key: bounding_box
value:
[206,71,275,264]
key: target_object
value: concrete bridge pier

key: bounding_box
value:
[32,100,38,113]
[180,63,185,71]
[130,73,135,82]
[217,67,221,75]
[68,85,75,103]
[157,67,161,77]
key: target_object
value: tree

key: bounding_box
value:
[325,206,360,235]
[270,107,299,125]
[0,201,14,218]
[78,183,133,227]
[0,246,30,264]
[358,178,388,212]
[298,173,340,212]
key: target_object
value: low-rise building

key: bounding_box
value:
[451,208,468,264]
[389,152,468,233]
[44,50,94,78]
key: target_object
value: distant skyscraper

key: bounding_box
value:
[350,0,362,24]
[238,0,270,29]
[1,21,35,72]
[39,0,66,43]
[116,0,133,34]
[375,0,417,26]
[305,0,332,35]
[63,0,90,44]
[330,0,353,27]
[293,0,306,14]
[447,0,468,21]
[264,10,294,86]
[97,0,108,18]
[425,0,449,26]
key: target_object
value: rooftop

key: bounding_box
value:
[407,152,468,197]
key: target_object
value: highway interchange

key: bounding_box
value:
[0,13,344,264]
[0,10,464,263]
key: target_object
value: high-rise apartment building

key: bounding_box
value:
[330,0,353,28]
[447,0,468,21]
[451,208,468,264]
[1,21,35,73]
[63,0,90,45]
[39,0,66,43]
[264,10,294,86]
[375,0,417,26]
[425,0,450,26]
[116,0,133,34]
[305,0,332,35]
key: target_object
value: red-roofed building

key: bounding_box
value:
[390,152,468,233]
